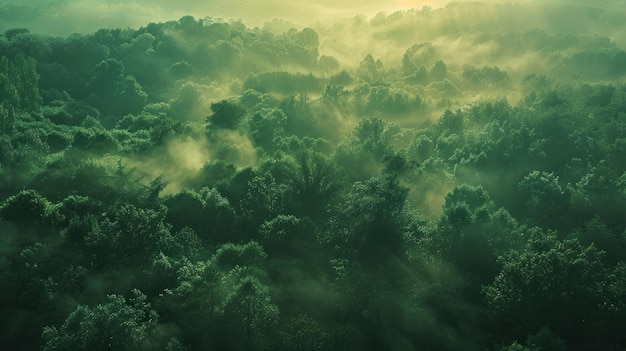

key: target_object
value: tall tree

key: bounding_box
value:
[42,290,157,351]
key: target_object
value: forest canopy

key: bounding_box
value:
[1,1,626,350]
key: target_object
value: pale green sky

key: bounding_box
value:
[1,0,624,38]
[0,0,452,35]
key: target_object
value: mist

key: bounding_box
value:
[1,1,626,351]
[0,0,431,36]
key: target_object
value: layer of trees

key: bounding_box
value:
[1,9,626,351]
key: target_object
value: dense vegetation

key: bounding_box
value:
[1,2,626,350]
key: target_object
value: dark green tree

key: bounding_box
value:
[291,151,342,219]
[221,276,279,351]
[207,99,245,131]
[42,290,157,351]
[87,58,147,119]
[248,108,287,151]
[433,184,521,284]
[484,231,609,347]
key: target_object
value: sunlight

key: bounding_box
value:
[392,0,444,9]
[2,2,626,350]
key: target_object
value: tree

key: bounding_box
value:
[88,58,124,99]
[85,204,173,267]
[436,109,464,136]
[433,184,521,282]
[277,314,329,351]
[116,75,148,116]
[483,231,609,346]
[194,160,237,188]
[338,174,409,264]
[291,151,342,218]
[334,117,399,180]
[358,54,382,83]
[402,43,436,75]
[214,241,267,271]
[199,187,238,243]
[518,170,569,229]
[169,82,206,121]
[0,189,53,227]
[87,59,147,119]
[258,215,314,257]
[13,54,42,110]
[42,290,157,351]
[0,54,41,112]
[163,190,205,232]
[221,276,279,351]
[163,258,225,347]
[207,99,245,131]
[248,108,287,151]
[382,152,418,185]
[240,173,292,230]
[165,338,190,351]
[0,103,15,133]
[168,61,194,79]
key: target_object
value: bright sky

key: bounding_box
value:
[0,0,447,35]
[2,0,622,39]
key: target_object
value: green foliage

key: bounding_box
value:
[432,184,521,282]
[167,61,194,80]
[221,276,279,350]
[241,173,292,229]
[0,189,53,226]
[168,82,206,121]
[499,342,532,351]
[207,99,245,130]
[42,289,157,351]
[337,175,409,263]
[277,314,329,351]
[258,215,316,257]
[483,231,610,343]
[165,338,190,351]
[195,160,237,187]
[214,241,267,270]
[244,71,324,94]
[87,59,147,120]
[85,204,173,266]
[358,54,382,83]
[71,127,118,154]
[462,65,510,86]
[290,151,342,218]
[334,117,402,180]
[0,54,41,111]
[354,84,423,115]
[2,6,626,351]
[519,168,585,230]
[163,258,225,341]
[164,188,236,243]
[249,107,287,150]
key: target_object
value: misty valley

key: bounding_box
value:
[1,1,626,350]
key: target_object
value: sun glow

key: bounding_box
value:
[392,0,443,9]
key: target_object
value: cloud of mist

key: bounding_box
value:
[1,0,624,44]
[123,135,211,195]
[125,129,259,195]
[0,0,436,36]
[314,1,626,71]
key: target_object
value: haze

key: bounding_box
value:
[0,0,442,35]
[2,1,626,350]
